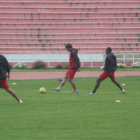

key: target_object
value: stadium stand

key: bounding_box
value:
[0,0,140,67]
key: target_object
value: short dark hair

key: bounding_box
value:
[65,43,72,49]
[106,47,112,52]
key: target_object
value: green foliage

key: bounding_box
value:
[32,61,47,69]
[117,63,126,68]
[9,63,13,69]
[55,63,68,69]
[55,64,63,69]
[13,62,28,69]
[132,62,140,68]
[0,77,140,140]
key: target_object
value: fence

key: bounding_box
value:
[3,53,140,68]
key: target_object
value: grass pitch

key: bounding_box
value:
[0,76,140,140]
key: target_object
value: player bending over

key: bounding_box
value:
[90,47,125,94]
[55,43,80,94]
[0,54,23,104]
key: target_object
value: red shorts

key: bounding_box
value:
[0,80,10,89]
[66,69,77,80]
[100,71,115,80]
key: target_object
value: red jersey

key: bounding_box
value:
[68,48,80,70]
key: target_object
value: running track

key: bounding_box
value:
[10,71,140,80]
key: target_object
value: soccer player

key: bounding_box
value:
[90,47,125,94]
[0,54,23,104]
[55,43,80,94]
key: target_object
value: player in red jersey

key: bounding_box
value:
[0,54,23,104]
[90,47,125,94]
[55,43,80,94]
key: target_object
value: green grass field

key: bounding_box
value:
[0,76,140,140]
[11,67,140,72]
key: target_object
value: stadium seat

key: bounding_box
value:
[0,0,140,67]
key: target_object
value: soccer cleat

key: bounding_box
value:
[19,99,23,104]
[54,87,60,92]
[122,89,125,93]
[89,91,96,95]
[73,90,79,94]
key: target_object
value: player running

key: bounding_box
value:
[0,54,23,104]
[54,43,80,94]
[90,47,125,94]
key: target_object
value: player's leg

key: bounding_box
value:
[68,70,78,94]
[111,79,125,93]
[4,88,23,103]
[54,75,68,92]
[110,72,125,93]
[59,75,68,89]
[90,71,107,94]
[69,79,78,94]
[0,80,23,103]
[90,78,102,94]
